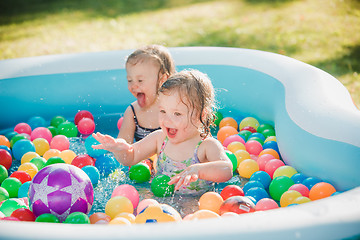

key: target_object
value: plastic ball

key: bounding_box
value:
[50,135,70,151]
[293,196,311,204]
[217,126,238,144]
[264,159,285,179]
[10,208,36,222]
[30,127,52,144]
[151,174,175,197]
[18,162,38,179]
[259,148,280,160]
[21,151,40,164]
[238,130,252,141]
[114,212,136,223]
[28,164,94,222]
[10,171,31,184]
[0,165,8,184]
[111,184,140,209]
[109,217,132,225]
[309,182,336,200]
[247,137,264,146]
[245,187,269,203]
[0,135,10,148]
[302,177,322,190]
[238,159,259,178]
[135,204,182,223]
[225,151,238,172]
[289,183,310,197]
[255,198,279,211]
[219,196,255,215]
[43,149,61,160]
[74,110,94,125]
[14,123,32,135]
[250,171,272,189]
[35,213,60,223]
[269,176,294,201]
[0,148,13,169]
[32,138,50,156]
[137,199,159,215]
[84,135,107,158]
[78,118,96,135]
[226,141,246,153]
[57,121,78,138]
[273,166,298,179]
[17,181,31,198]
[105,196,134,219]
[198,191,223,214]
[50,116,66,128]
[0,187,9,202]
[245,140,263,156]
[280,190,303,207]
[257,123,274,134]
[262,141,279,153]
[29,157,47,170]
[0,199,27,217]
[264,136,277,143]
[59,150,77,164]
[220,185,244,200]
[28,116,47,129]
[89,212,111,224]
[81,165,100,187]
[64,212,90,224]
[95,155,120,176]
[262,129,276,138]
[117,117,124,130]
[234,149,251,167]
[45,156,66,166]
[10,134,27,148]
[129,162,151,183]
[243,180,265,193]
[72,154,95,168]
[239,117,259,131]
[223,134,245,148]
[219,117,238,130]
[213,111,224,126]
[257,154,276,171]
[291,173,308,184]
[12,139,36,161]
[47,126,59,137]
[1,177,22,198]
[191,209,220,220]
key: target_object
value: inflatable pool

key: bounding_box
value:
[0,47,359,239]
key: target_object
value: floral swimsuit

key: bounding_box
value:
[155,137,214,195]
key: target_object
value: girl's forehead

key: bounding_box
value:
[159,91,191,109]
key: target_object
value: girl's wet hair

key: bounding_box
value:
[159,69,216,138]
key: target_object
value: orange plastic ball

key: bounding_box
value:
[191,209,220,220]
[309,182,336,201]
[258,148,280,159]
[198,191,224,214]
[59,150,77,164]
[227,141,246,153]
[219,117,238,130]
[0,135,10,148]
[280,190,303,207]
[237,159,259,178]
[89,212,111,224]
[217,126,238,144]
[43,149,61,160]
[18,162,38,179]
[114,212,136,223]
[109,217,132,225]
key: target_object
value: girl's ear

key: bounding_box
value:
[159,73,169,87]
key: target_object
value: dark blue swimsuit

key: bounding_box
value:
[130,104,160,142]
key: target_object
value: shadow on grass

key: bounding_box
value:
[0,0,214,25]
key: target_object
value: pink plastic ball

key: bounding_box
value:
[223,135,245,148]
[30,127,52,144]
[77,118,95,135]
[117,117,124,130]
[255,198,279,211]
[74,110,94,125]
[289,183,310,197]
[245,140,263,156]
[50,135,70,151]
[14,123,32,135]
[264,159,285,179]
[257,154,276,171]
[136,199,159,215]
[111,184,140,209]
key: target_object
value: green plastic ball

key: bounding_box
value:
[151,174,175,197]
[257,123,274,134]
[213,111,224,126]
[57,121,78,138]
[0,165,8,184]
[226,151,238,172]
[50,116,66,128]
[0,199,27,217]
[262,129,276,138]
[63,212,90,224]
[129,163,151,183]
[10,134,27,148]
[35,213,60,223]
[0,187,9,202]
[238,130,252,141]
[45,156,66,166]
[1,177,22,198]
[47,126,59,137]
[269,176,294,201]
[30,156,47,170]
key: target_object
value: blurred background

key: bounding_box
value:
[1,0,359,106]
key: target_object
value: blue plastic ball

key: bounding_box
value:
[245,187,269,203]
[17,181,31,198]
[291,173,308,184]
[243,180,264,193]
[94,155,120,177]
[262,141,279,153]
[84,135,107,158]
[82,165,100,187]
[302,177,322,190]
[0,145,11,155]
[12,139,36,161]
[28,116,47,129]
[249,132,265,141]
[250,171,271,189]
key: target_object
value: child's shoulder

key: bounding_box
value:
[200,136,223,149]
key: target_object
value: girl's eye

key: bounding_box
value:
[174,112,181,117]
[160,110,166,114]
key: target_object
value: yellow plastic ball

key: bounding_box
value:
[273,166,298,179]
[105,196,134,219]
[227,141,246,153]
[234,150,251,167]
[59,150,77,164]
[21,152,40,164]
[239,117,259,131]
[18,162,38,179]
[280,190,303,207]
[43,149,61,160]
[293,196,311,204]
[114,212,136,223]
[198,191,224,214]
[237,159,259,178]
[264,136,277,143]
[109,217,132,225]
[32,138,50,156]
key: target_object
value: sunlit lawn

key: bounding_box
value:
[1,0,359,106]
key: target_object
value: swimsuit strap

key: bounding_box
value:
[159,137,203,158]
[129,104,139,125]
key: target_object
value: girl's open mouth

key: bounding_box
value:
[137,92,146,107]
[167,128,177,138]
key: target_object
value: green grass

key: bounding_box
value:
[1,0,359,106]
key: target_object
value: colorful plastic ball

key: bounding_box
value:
[243,180,264,193]
[259,148,280,160]
[0,148,12,169]
[117,117,124,130]
[82,165,100,187]
[78,118,96,135]
[114,212,136,223]
[238,159,259,178]
[256,154,274,172]
[291,173,308,184]
[74,110,94,125]
[72,154,95,169]
[129,163,151,183]
[17,181,31,198]
[29,156,47,170]
[219,117,238,130]
[9,134,28,148]
[21,151,39,164]
[1,177,22,198]
[289,183,310,197]
[0,165,8,184]
[95,155,120,176]
[217,126,238,144]
[151,174,175,197]
[12,139,36,161]
[262,129,276,138]
[14,123,32,135]
[220,185,244,200]
[0,187,9,202]
[219,196,255,215]
[239,117,259,131]
[264,136,277,143]
[245,140,263,156]
[223,134,245,147]
[28,164,94,222]
[47,126,59,137]
[309,182,336,200]
[293,196,311,204]
[18,162,38,179]
[213,111,224,126]
[0,199,27,217]
[257,123,274,134]
[280,190,303,207]
[269,176,294,201]
[32,138,50,156]
[190,209,220,220]
[64,212,90,224]
[45,156,66,166]
[111,184,140,209]
[273,166,298,179]
[249,132,266,141]
[28,116,46,129]
[11,208,36,222]
[10,171,31,184]
[250,171,272,189]
[241,126,256,133]
[234,149,251,167]
[35,213,60,223]
[43,149,61,160]
[226,141,246,153]
[57,121,78,138]
[255,198,279,211]
[225,151,238,172]
[109,216,132,225]
[84,135,107,158]
[59,150,77,164]
[238,130,252,141]
[265,159,285,179]
[262,141,279,153]
[30,127,52,144]
[50,116,66,128]
[198,191,223,214]
[0,135,10,148]
[50,135,70,151]
[135,204,182,223]
[89,212,111,224]
[245,187,269,203]
[137,199,159,215]
[247,137,264,146]
[105,196,134,219]
[302,177,322,190]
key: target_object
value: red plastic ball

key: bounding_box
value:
[220,196,255,215]
[11,208,36,221]
[78,118,96,135]
[240,126,256,133]
[14,123,32,135]
[74,110,94,125]
[220,185,244,200]
[71,154,95,168]
[0,149,13,170]
[10,171,32,184]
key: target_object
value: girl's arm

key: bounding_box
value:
[117,105,136,144]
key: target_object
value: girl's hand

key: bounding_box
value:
[168,165,200,191]
[92,132,131,153]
